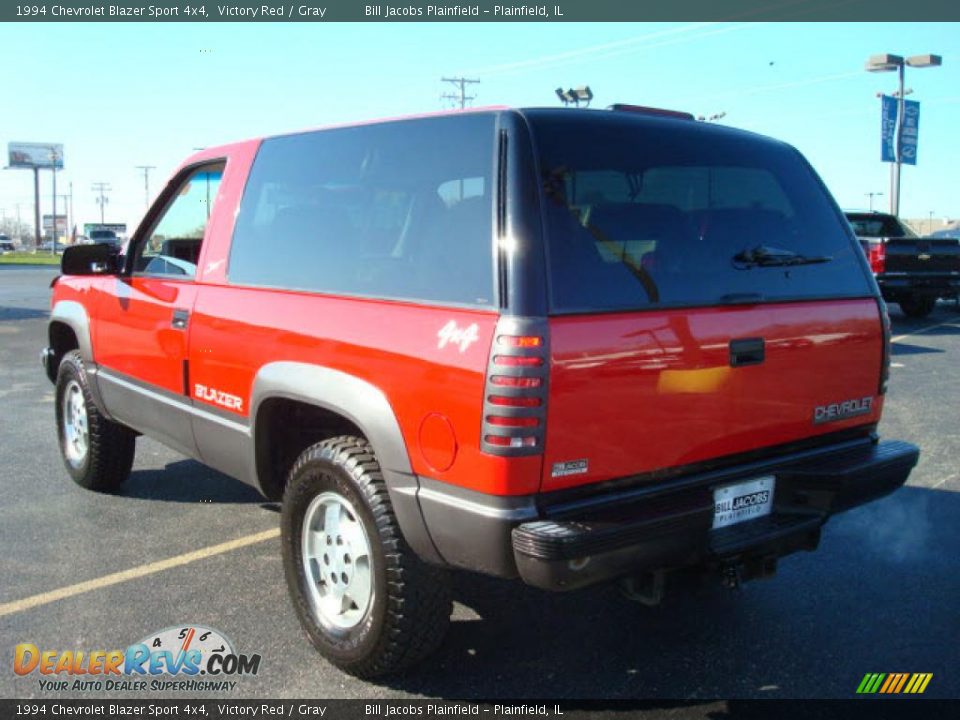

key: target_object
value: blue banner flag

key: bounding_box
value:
[881,95,897,163]
[899,99,920,166]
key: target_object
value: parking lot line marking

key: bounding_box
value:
[891,318,956,344]
[931,474,957,490]
[0,527,280,618]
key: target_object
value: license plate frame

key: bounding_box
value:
[712,475,776,530]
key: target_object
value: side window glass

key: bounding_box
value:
[228,115,496,307]
[134,164,224,279]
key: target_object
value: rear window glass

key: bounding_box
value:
[528,113,872,312]
[846,213,915,238]
[229,114,497,307]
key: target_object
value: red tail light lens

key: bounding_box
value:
[867,242,886,275]
[497,335,542,348]
[484,435,538,448]
[493,355,543,368]
[490,375,542,389]
[486,415,539,428]
[488,395,541,408]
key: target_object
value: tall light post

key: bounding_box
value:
[865,191,884,211]
[866,53,942,217]
[50,147,59,254]
[928,210,935,235]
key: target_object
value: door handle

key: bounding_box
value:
[730,337,764,367]
[172,309,190,330]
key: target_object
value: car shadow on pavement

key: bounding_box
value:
[0,306,49,321]
[891,342,944,356]
[381,484,958,700]
[121,459,264,504]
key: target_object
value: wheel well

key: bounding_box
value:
[48,322,80,381]
[254,398,366,501]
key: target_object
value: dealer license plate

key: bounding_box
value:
[712,476,776,530]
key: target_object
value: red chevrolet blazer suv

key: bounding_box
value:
[43,106,919,677]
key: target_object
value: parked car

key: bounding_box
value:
[0,234,15,252]
[846,210,960,317]
[88,228,121,247]
[43,106,919,677]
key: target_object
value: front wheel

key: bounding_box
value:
[55,350,136,492]
[898,294,937,318]
[281,436,451,678]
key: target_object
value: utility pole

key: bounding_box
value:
[92,182,111,225]
[33,167,41,249]
[135,165,156,208]
[50,148,58,254]
[441,76,480,109]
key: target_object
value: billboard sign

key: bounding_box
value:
[898,99,920,166]
[42,214,68,233]
[7,142,64,169]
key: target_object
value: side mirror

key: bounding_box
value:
[61,243,122,276]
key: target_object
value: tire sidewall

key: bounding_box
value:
[281,453,389,667]
[55,355,91,483]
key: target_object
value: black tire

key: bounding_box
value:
[55,350,136,492]
[281,436,451,678]
[898,294,937,319]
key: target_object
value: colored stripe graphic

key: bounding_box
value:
[857,673,932,694]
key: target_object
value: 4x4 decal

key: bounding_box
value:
[437,320,479,353]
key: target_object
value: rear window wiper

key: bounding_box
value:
[732,245,832,268]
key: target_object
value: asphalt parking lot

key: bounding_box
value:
[1,264,958,701]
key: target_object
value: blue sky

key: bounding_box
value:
[1,21,957,236]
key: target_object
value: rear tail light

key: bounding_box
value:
[481,319,549,456]
[490,375,542,388]
[493,355,543,368]
[498,335,542,348]
[488,395,541,408]
[486,415,539,428]
[867,241,886,275]
[484,435,538,448]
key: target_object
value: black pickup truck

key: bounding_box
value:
[846,211,960,318]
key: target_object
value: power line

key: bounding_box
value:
[441,76,480,109]
[92,182,111,224]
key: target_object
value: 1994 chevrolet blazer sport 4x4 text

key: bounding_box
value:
[43,106,919,677]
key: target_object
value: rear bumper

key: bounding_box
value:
[877,274,960,297]
[511,438,918,591]
[412,436,918,590]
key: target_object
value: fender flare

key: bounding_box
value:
[249,362,442,564]
[49,300,94,363]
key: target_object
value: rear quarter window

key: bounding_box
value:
[228,114,498,307]
[528,112,873,312]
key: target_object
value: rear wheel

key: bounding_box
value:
[898,294,937,318]
[281,436,451,678]
[55,350,136,492]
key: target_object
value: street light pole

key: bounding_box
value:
[866,53,942,218]
[33,167,41,249]
[51,149,57,255]
[865,191,883,211]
